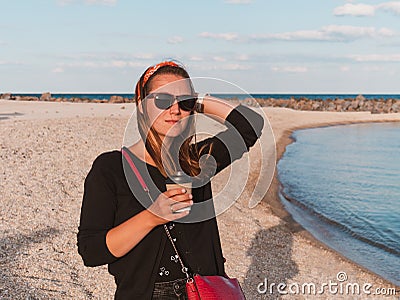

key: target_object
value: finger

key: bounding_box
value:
[170,209,191,220]
[170,200,193,213]
[164,188,188,198]
[169,193,193,203]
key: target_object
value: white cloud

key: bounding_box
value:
[250,25,394,42]
[85,0,117,4]
[235,54,249,61]
[52,67,65,73]
[199,32,239,41]
[221,63,251,70]
[0,60,24,66]
[107,60,146,68]
[56,52,154,61]
[57,58,150,69]
[377,2,400,15]
[349,53,400,62]
[224,0,252,4]
[110,60,127,68]
[199,26,396,46]
[334,2,400,17]
[58,0,74,5]
[334,3,375,16]
[362,66,385,71]
[128,61,149,67]
[53,52,169,72]
[271,66,308,73]
[325,25,395,38]
[188,56,204,61]
[213,56,226,62]
[132,53,154,60]
[193,63,251,71]
[58,0,117,5]
[167,36,184,44]
[340,66,350,72]
[83,62,100,67]
[378,27,396,36]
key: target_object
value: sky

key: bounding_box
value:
[1,0,400,94]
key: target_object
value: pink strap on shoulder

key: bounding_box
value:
[121,148,149,192]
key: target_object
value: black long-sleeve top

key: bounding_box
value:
[77,105,264,299]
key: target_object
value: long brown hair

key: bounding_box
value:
[134,61,203,178]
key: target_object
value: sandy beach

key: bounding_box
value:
[1,99,399,299]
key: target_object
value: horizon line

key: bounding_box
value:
[3,92,400,95]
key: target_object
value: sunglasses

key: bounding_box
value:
[147,93,197,111]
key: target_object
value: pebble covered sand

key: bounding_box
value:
[1,100,399,299]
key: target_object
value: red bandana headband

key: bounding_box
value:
[143,61,179,87]
[136,61,179,100]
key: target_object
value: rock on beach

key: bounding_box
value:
[1,93,399,114]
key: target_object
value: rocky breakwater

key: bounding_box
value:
[243,95,400,114]
[2,93,400,114]
[0,93,133,104]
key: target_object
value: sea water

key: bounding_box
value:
[278,122,400,285]
[14,93,400,101]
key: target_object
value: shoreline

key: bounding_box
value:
[265,114,400,288]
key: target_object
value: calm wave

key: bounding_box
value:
[278,122,400,285]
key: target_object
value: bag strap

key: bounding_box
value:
[163,221,191,279]
[121,147,149,192]
[121,147,191,279]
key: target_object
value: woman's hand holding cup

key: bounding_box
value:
[148,188,193,225]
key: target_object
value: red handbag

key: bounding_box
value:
[122,148,246,300]
[186,274,245,300]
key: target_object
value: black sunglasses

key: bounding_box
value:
[147,93,197,111]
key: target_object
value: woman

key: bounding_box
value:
[78,61,264,299]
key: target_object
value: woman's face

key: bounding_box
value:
[142,74,193,138]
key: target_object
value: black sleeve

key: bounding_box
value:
[195,104,264,175]
[77,154,119,267]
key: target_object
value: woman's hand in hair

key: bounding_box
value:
[148,188,193,225]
